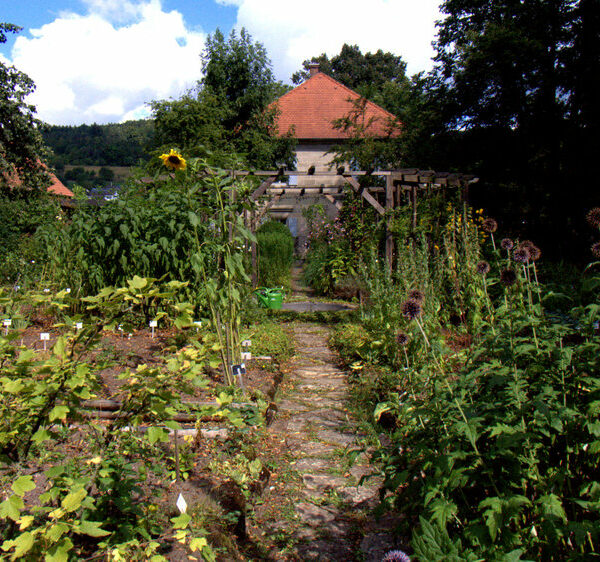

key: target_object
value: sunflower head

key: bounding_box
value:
[159,149,187,171]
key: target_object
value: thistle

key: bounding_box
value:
[407,289,425,303]
[476,261,490,275]
[401,299,422,320]
[482,218,498,250]
[500,268,517,286]
[592,241,600,259]
[382,551,411,562]
[501,238,514,250]
[586,207,600,229]
[513,247,531,263]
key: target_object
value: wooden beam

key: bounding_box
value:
[325,194,343,210]
[251,175,277,200]
[343,175,385,215]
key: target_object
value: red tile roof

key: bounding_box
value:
[271,72,402,140]
[2,162,74,198]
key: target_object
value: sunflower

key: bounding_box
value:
[159,149,187,171]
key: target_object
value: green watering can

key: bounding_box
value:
[254,287,285,309]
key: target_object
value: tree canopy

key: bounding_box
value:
[0,23,50,192]
[152,28,295,170]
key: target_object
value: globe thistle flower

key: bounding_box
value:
[501,238,514,250]
[586,207,600,229]
[396,331,409,346]
[401,299,422,320]
[500,268,518,286]
[476,261,491,275]
[592,241,600,259]
[513,247,531,263]
[528,244,542,261]
[407,289,425,303]
[382,551,411,562]
[159,149,187,170]
[482,218,498,233]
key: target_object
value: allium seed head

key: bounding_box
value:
[396,331,409,346]
[407,289,425,303]
[501,238,514,250]
[513,247,531,263]
[482,218,498,233]
[586,207,600,229]
[528,245,541,261]
[401,299,422,320]
[476,261,491,275]
[500,268,518,286]
[382,551,411,562]
[592,241,600,259]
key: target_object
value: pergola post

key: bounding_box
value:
[385,175,394,272]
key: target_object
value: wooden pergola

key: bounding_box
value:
[235,168,479,283]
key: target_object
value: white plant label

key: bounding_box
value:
[43,288,50,293]
[3,319,11,327]
[241,352,252,360]
[40,333,50,341]
[176,493,187,514]
[193,321,202,331]
[65,288,71,293]
[149,320,158,328]
[75,322,83,330]
[242,339,252,347]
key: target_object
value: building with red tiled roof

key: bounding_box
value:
[2,162,74,199]
[271,63,401,187]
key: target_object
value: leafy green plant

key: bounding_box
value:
[256,220,294,289]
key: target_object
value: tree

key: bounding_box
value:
[0,23,50,191]
[425,0,600,258]
[152,28,295,170]
[292,44,409,113]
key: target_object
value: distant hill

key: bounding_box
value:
[42,120,155,168]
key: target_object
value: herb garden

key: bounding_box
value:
[2,1,600,558]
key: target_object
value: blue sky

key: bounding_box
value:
[1,0,442,125]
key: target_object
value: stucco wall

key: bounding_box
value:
[294,142,347,187]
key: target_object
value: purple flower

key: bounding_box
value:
[586,207,600,229]
[476,261,491,275]
[482,218,498,233]
[396,331,409,346]
[592,241,600,259]
[501,238,514,250]
[401,299,422,320]
[382,551,411,562]
[407,289,425,303]
[513,247,531,263]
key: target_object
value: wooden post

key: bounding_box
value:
[251,209,258,287]
[385,175,394,272]
[411,185,418,232]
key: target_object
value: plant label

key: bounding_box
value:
[176,493,187,514]
[43,288,50,293]
[75,322,83,330]
[3,319,11,326]
[194,320,202,332]
[65,288,71,293]
[241,351,251,360]
[40,333,50,341]
[242,339,252,347]
[149,320,158,328]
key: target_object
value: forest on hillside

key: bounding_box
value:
[42,119,154,168]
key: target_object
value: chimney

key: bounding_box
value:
[308,62,320,77]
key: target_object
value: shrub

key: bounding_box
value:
[256,221,294,289]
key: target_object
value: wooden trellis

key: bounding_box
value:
[233,169,479,284]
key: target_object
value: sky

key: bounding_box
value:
[0,0,443,126]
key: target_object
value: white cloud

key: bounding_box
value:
[231,0,442,81]
[8,0,205,125]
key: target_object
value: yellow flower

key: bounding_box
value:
[159,149,186,170]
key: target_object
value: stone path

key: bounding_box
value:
[264,322,401,561]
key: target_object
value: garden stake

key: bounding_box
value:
[174,428,181,482]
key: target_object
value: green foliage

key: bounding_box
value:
[0,23,51,192]
[42,120,154,168]
[152,28,295,170]
[302,195,379,296]
[243,321,295,363]
[257,221,294,289]
[0,280,220,560]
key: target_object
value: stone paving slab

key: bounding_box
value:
[264,322,401,560]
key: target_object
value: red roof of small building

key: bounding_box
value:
[271,71,402,140]
[2,162,74,198]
